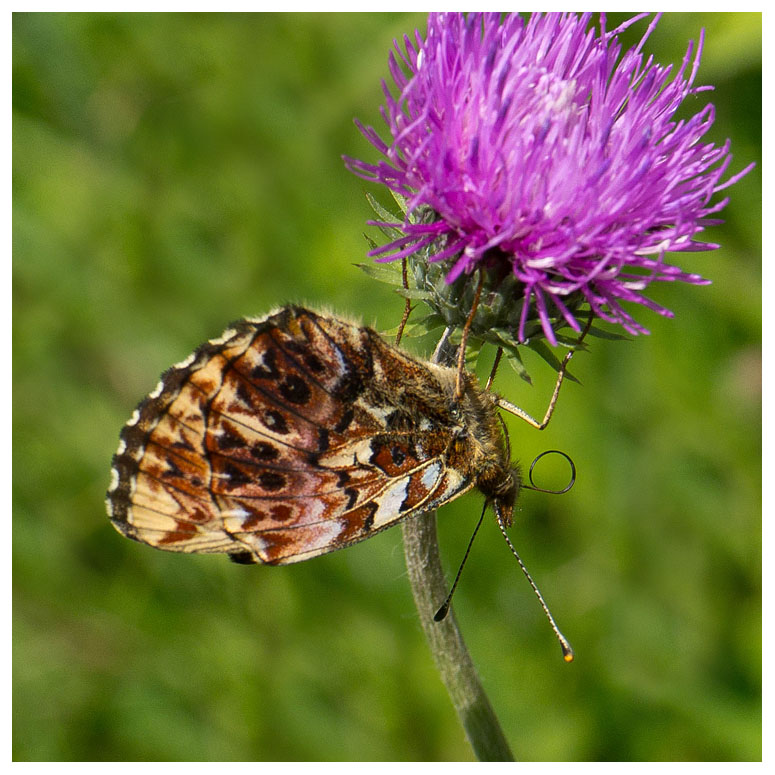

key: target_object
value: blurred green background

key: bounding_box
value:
[13,12,761,762]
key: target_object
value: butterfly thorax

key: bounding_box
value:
[419,364,521,527]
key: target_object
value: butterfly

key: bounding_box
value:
[106,305,528,566]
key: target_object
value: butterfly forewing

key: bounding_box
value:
[107,306,501,565]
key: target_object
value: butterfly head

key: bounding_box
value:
[481,462,522,527]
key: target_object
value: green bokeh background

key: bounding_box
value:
[13,12,761,762]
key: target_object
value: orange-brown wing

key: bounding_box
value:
[107,307,474,565]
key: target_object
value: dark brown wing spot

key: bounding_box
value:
[251,348,280,380]
[344,487,358,510]
[263,409,289,434]
[163,458,184,478]
[251,442,279,461]
[361,501,378,533]
[259,471,286,491]
[334,501,379,546]
[334,408,354,433]
[189,507,211,524]
[223,462,252,488]
[235,381,254,408]
[270,504,293,522]
[242,509,266,530]
[218,428,245,450]
[391,444,406,466]
[284,340,325,373]
[303,353,324,373]
[279,374,311,404]
[159,519,198,544]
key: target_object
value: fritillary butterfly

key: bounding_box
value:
[106,306,522,565]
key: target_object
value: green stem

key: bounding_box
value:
[401,513,514,761]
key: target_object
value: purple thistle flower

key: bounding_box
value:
[345,13,753,345]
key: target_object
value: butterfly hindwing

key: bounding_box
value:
[107,306,486,564]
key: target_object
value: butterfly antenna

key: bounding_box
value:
[495,508,575,662]
[522,449,577,495]
[434,502,487,622]
[455,270,485,400]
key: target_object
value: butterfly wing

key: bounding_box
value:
[107,307,475,565]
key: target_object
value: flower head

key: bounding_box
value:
[346,13,752,345]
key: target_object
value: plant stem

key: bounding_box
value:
[401,513,514,761]
[401,329,515,762]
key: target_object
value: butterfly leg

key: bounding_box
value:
[455,270,485,399]
[395,257,413,347]
[497,314,594,430]
[484,347,504,391]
